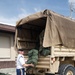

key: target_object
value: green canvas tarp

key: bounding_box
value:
[16,9,75,48]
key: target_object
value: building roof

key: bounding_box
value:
[0,23,15,33]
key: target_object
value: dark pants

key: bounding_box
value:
[16,68,25,75]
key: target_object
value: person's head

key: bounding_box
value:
[18,49,24,55]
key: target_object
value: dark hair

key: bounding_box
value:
[18,49,24,51]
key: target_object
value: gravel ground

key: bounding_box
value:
[0,68,16,75]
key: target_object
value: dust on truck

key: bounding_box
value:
[15,9,75,75]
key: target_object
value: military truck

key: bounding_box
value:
[15,9,75,75]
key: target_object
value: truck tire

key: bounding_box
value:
[58,64,75,75]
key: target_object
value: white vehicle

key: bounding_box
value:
[15,9,75,75]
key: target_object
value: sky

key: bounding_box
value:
[0,0,75,26]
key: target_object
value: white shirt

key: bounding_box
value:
[16,54,26,69]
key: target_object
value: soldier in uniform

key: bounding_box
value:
[16,49,34,75]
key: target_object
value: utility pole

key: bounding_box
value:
[70,2,72,18]
[69,2,75,18]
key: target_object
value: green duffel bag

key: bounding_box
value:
[28,49,38,57]
[40,49,50,56]
[31,58,38,65]
[26,59,38,66]
[32,49,38,54]
[28,50,33,57]
[26,59,32,64]
[31,55,38,60]
[27,56,38,60]
[32,53,38,56]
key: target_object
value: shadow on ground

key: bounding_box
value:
[0,73,10,75]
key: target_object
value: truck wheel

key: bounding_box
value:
[58,64,75,75]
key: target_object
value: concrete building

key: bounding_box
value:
[0,24,16,69]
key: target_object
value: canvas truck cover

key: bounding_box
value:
[15,9,75,48]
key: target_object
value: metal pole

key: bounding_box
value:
[70,2,72,18]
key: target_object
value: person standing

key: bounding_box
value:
[16,49,34,75]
